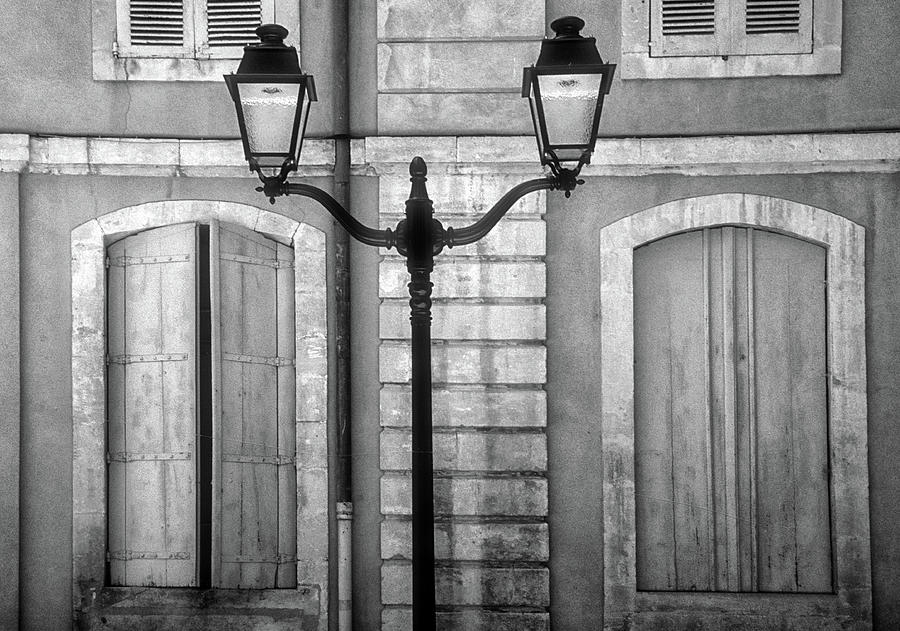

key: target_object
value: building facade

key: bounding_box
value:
[1,1,898,629]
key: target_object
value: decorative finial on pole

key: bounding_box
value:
[409,156,429,201]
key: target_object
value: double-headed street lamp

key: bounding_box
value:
[225,16,614,630]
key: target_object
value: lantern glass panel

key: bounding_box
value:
[238,81,302,165]
[536,72,602,148]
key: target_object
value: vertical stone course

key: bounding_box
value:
[373,139,549,628]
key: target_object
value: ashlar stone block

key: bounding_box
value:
[379,342,546,384]
[380,259,545,298]
[382,562,549,607]
[380,385,547,428]
[381,519,549,562]
[382,474,548,516]
[380,428,546,472]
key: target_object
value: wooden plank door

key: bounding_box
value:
[211,221,297,588]
[107,223,198,587]
[633,226,831,593]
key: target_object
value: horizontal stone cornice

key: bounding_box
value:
[1,136,335,177]
[3,132,899,177]
[351,132,900,176]
[0,134,29,172]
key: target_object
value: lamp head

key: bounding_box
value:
[225,24,317,180]
[522,17,615,175]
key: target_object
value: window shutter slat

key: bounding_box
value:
[129,0,185,46]
[746,0,801,33]
[107,223,199,588]
[206,0,262,47]
[662,0,716,35]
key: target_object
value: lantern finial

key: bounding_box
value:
[256,23,289,44]
[550,16,585,38]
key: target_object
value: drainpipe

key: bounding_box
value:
[336,502,354,631]
[331,1,352,630]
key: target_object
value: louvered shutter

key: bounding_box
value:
[117,0,272,59]
[119,0,195,57]
[734,0,812,55]
[107,223,198,587]
[196,0,272,59]
[651,0,725,57]
[650,0,812,57]
[633,227,831,593]
[211,221,297,588]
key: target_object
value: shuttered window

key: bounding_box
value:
[651,0,812,57]
[107,222,297,588]
[633,227,832,593]
[117,0,269,59]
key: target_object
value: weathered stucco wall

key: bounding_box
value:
[0,171,21,631]
[6,1,897,140]
[1,1,338,138]
[547,169,900,631]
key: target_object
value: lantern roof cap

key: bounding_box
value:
[236,24,301,75]
[536,16,604,67]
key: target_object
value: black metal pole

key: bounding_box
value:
[404,157,437,630]
[409,269,435,629]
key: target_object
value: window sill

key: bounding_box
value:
[620,46,841,80]
[92,54,242,82]
[77,587,321,630]
[634,590,866,626]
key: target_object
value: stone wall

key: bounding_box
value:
[373,0,543,134]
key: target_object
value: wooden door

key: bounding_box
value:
[107,223,199,587]
[211,221,297,588]
[633,226,831,593]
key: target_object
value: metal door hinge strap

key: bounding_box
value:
[108,353,189,364]
[107,254,192,267]
[221,253,293,269]
[107,550,192,561]
[223,353,295,367]
[221,453,296,465]
[107,451,193,463]
[222,554,297,564]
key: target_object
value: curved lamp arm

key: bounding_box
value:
[443,175,563,249]
[279,181,396,249]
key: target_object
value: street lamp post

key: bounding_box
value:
[225,17,614,630]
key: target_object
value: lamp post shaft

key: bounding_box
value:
[405,158,437,630]
[410,270,435,629]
